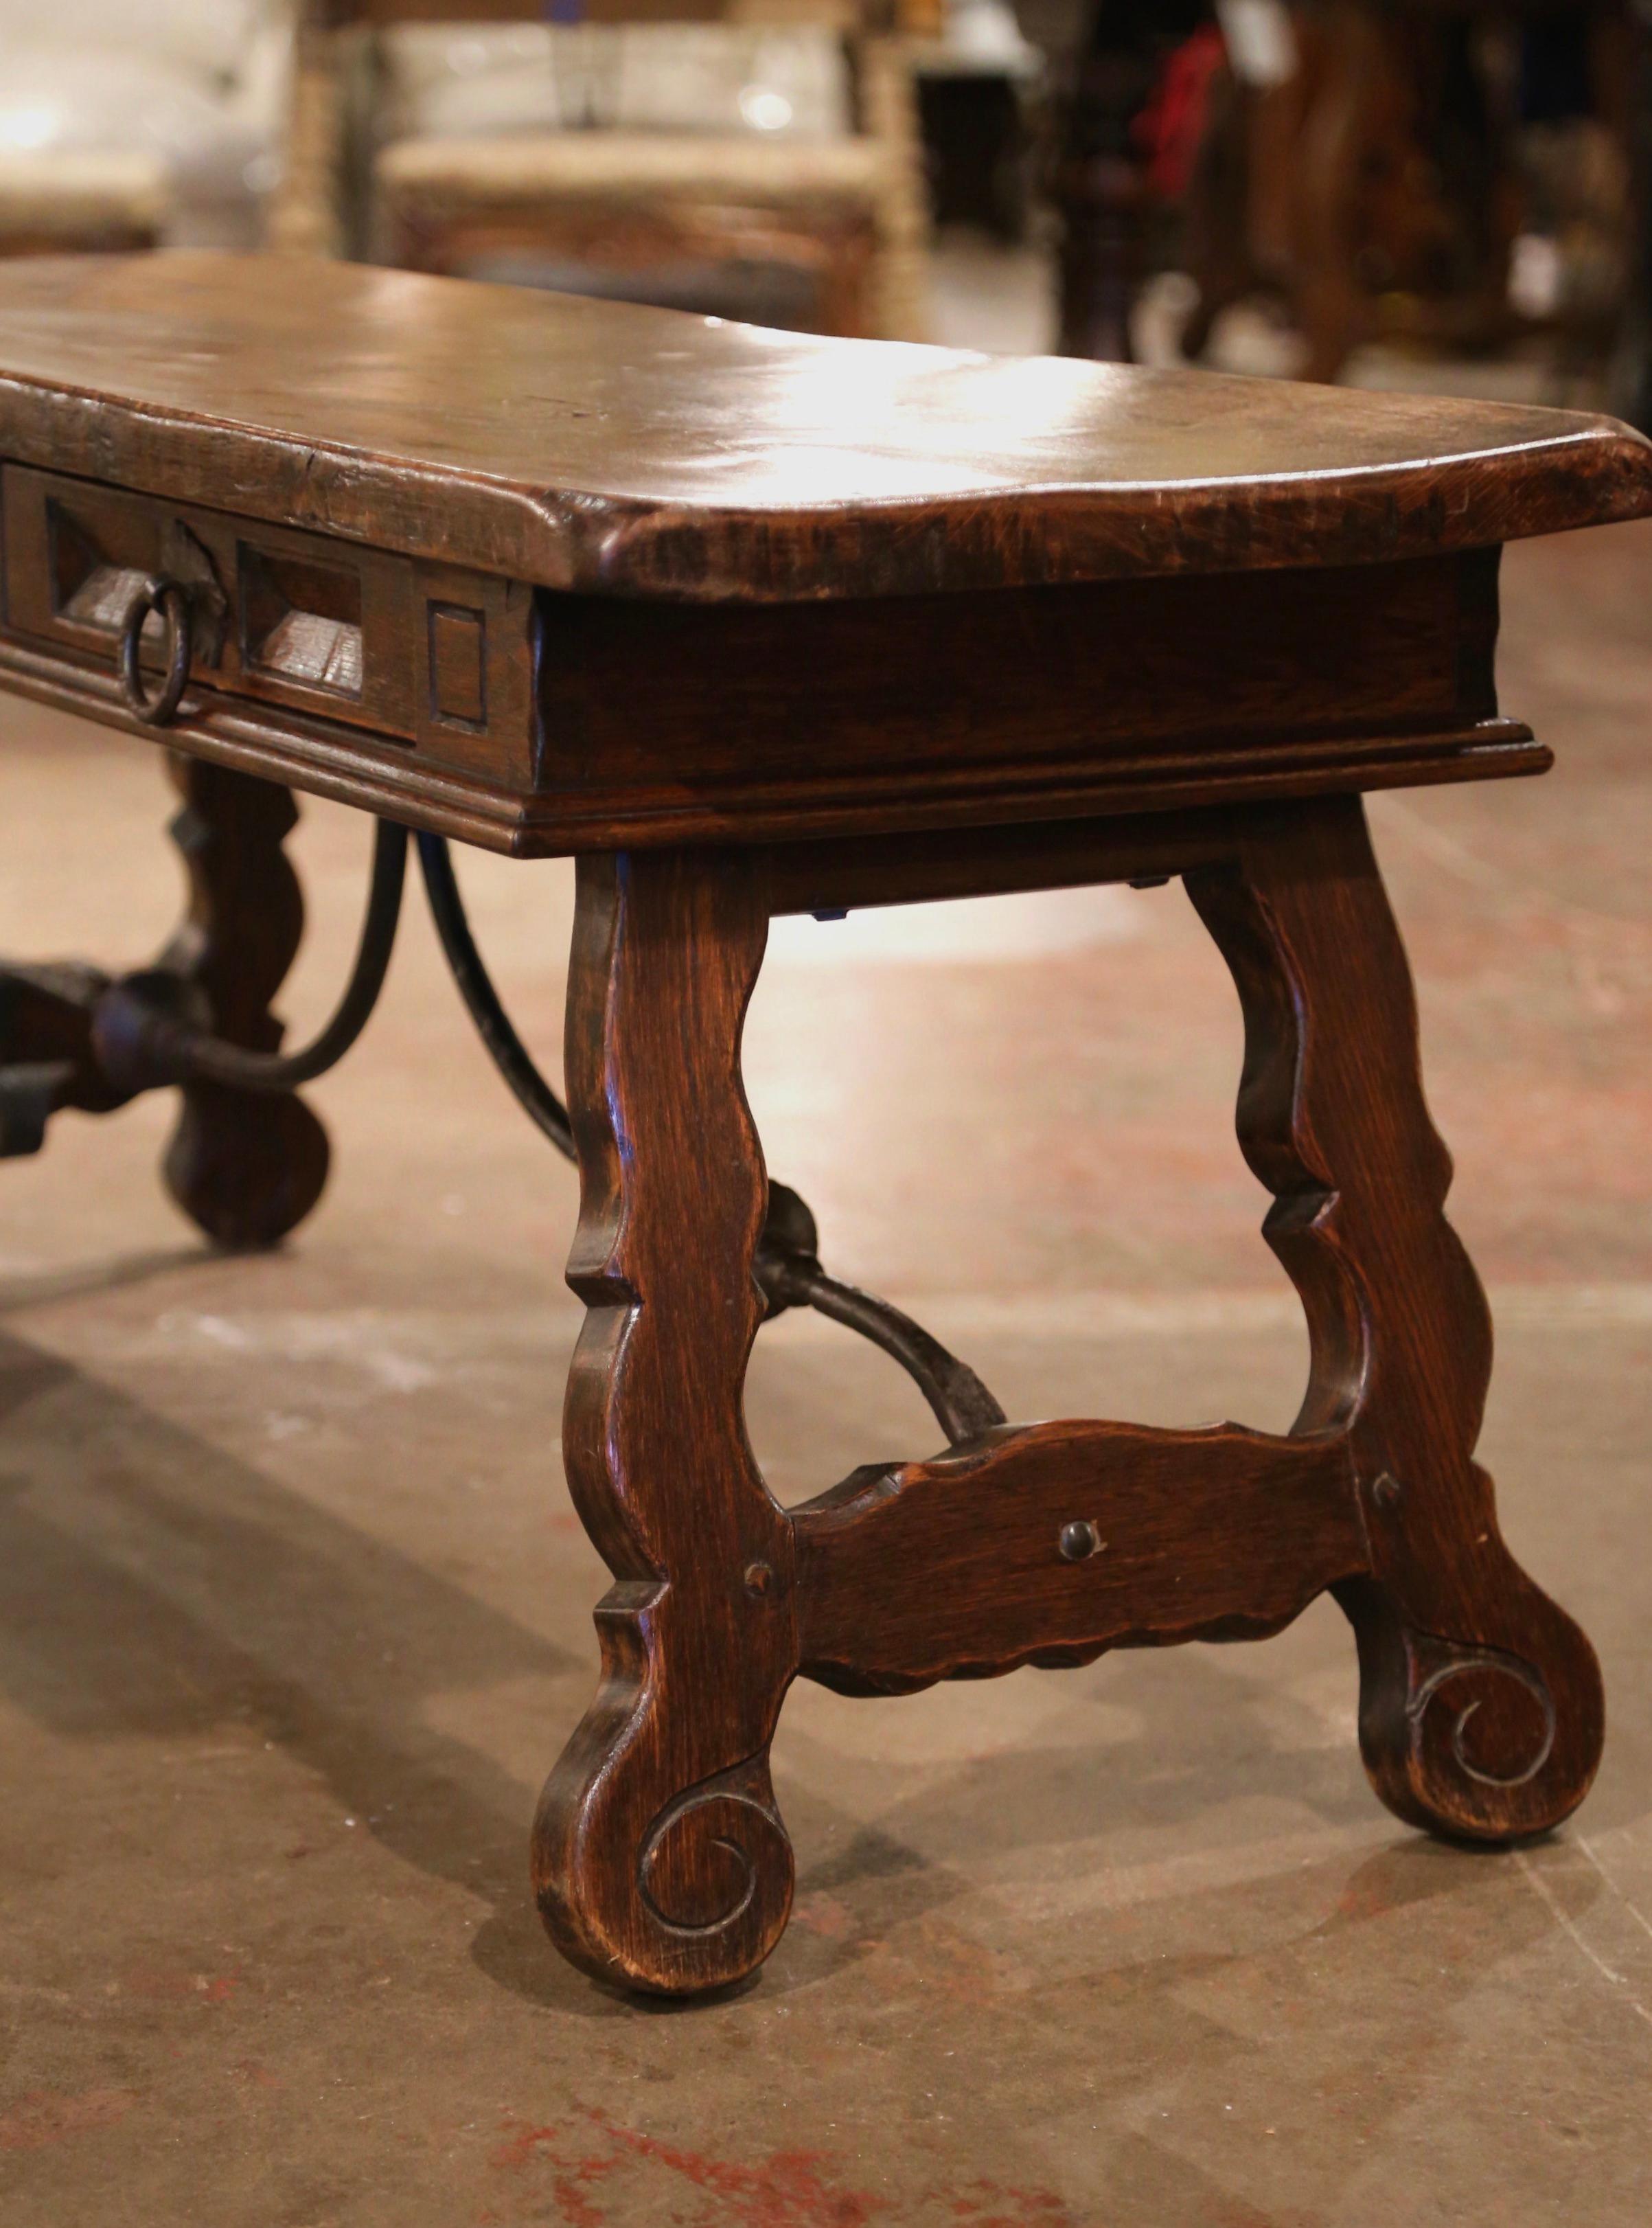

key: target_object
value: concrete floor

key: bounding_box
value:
[3,503,1652,2216]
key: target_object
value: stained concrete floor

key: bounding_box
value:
[2,535,1651,2218]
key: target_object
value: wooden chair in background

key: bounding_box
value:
[270,0,933,339]
[0,0,297,259]
[0,155,166,261]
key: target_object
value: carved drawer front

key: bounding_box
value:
[1,464,536,783]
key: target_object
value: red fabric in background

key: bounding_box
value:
[1132,25,1226,201]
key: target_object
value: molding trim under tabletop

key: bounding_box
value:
[0,635,1548,856]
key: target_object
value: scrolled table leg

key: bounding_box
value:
[533,848,796,1994]
[1189,796,1603,1843]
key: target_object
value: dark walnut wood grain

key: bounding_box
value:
[157,757,330,1249]
[0,540,1544,855]
[0,253,1648,602]
[796,1420,1366,1694]
[1187,798,1602,1841]
[531,548,1542,847]
[538,798,1603,1994]
[1,255,1648,853]
[532,849,794,1996]
[0,250,1625,1999]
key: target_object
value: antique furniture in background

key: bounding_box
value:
[1178,0,1527,384]
[1051,0,1211,360]
[1,253,1648,1994]
[1055,0,1642,391]
[911,1,1044,241]
[0,0,295,252]
[271,0,932,338]
[0,155,167,262]
[1180,0,1639,386]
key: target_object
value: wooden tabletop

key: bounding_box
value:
[1,252,1649,602]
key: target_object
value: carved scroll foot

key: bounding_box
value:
[1338,1551,1603,1845]
[533,850,796,1994]
[159,756,329,1249]
[533,1582,795,1996]
[1191,795,1604,1849]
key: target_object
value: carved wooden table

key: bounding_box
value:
[2,253,1649,1998]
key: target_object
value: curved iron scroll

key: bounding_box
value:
[0,819,409,1137]
[0,822,1004,1444]
[751,1181,1005,1444]
[93,819,409,1095]
[417,832,1004,1446]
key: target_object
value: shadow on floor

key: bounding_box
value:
[0,1319,1603,2041]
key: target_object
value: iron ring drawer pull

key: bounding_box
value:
[117,574,193,727]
